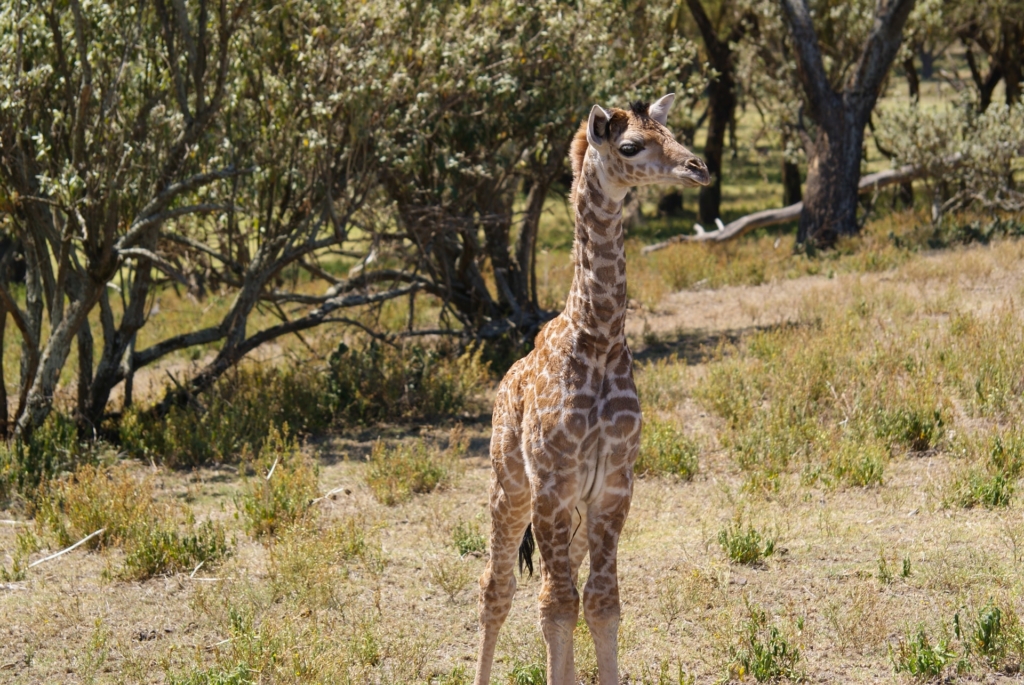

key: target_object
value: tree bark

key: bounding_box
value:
[0,304,7,440]
[779,0,917,246]
[782,159,802,206]
[685,0,751,225]
[903,56,920,101]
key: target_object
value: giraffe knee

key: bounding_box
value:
[538,586,580,626]
[583,583,620,629]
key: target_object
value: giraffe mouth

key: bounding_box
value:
[672,158,711,187]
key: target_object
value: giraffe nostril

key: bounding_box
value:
[685,158,707,173]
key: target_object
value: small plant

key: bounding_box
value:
[0,413,93,503]
[452,519,486,556]
[328,341,487,423]
[729,604,802,682]
[168,663,254,685]
[890,628,957,679]
[429,553,474,602]
[877,552,894,585]
[120,520,231,581]
[508,661,545,685]
[874,405,945,452]
[34,463,158,549]
[236,427,320,539]
[365,439,459,506]
[944,467,1014,509]
[636,418,699,480]
[718,516,776,565]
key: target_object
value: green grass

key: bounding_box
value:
[636,418,699,480]
[718,516,776,566]
[235,427,320,539]
[365,434,464,506]
[729,604,802,682]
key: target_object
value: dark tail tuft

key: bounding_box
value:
[518,524,535,577]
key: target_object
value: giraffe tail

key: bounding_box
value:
[518,524,535,577]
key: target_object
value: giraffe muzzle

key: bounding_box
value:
[672,157,711,187]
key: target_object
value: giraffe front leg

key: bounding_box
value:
[533,495,580,685]
[583,470,632,685]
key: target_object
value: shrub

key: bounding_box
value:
[729,604,802,682]
[236,427,320,539]
[874,405,945,452]
[636,418,699,480]
[327,341,487,423]
[365,438,462,506]
[718,516,776,565]
[120,365,335,469]
[452,519,486,556]
[0,413,94,505]
[890,628,957,679]
[944,467,1014,509]
[34,462,232,580]
[120,520,231,581]
[169,663,254,685]
[35,463,157,549]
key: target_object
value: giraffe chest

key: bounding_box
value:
[521,352,642,502]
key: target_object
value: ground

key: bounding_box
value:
[3,235,1024,684]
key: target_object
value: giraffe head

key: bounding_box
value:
[572,93,710,200]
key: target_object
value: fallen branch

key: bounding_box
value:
[642,157,960,253]
[28,528,105,568]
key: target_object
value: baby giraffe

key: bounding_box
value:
[474,94,710,685]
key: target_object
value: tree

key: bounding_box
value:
[0,0,702,439]
[779,0,917,245]
[683,0,756,224]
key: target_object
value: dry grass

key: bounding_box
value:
[2,236,1024,683]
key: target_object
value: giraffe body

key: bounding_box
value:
[475,94,710,685]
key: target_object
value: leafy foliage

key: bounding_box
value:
[236,427,320,539]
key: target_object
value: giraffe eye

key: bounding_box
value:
[618,143,641,157]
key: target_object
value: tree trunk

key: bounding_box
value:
[0,305,7,440]
[779,0,917,247]
[903,56,920,101]
[76,320,94,436]
[797,117,866,244]
[782,159,802,206]
[699,79,735,224]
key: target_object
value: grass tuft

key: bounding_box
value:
[890,628,957,679]
[728,603,802,682]
[365,435,463,506]
[718,515,776,565]
[636,418,699,480]
[236,426,320,539]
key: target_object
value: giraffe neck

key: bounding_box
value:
[563,149,629,346]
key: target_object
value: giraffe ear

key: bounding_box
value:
[649,93,675,126]
[586,104,612,148]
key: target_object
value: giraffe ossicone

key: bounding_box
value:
[474,93,710,685]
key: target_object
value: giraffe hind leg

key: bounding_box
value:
[474,470,531,685]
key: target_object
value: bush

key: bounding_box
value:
[636,418,699,480]
[890,628,957,679]
[120,521,231,581]
[327,341,487,424]
[874,405,945,452]
[35,462,232,580]
[236,427,320,539]
[729,604,802,682]
[718,516,776,566]
[119,342,488,470]
[944,467,1014,509]
[35,463,157,550]
[0,413,94,505]
[120,365,335,469]
[452,519,486,556]
[365,436,463,506]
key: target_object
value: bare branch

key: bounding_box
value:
[643,155,963,251]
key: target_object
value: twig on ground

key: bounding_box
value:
[28,528,106,568]
[0,520,29,526]
[311,485,348,504]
